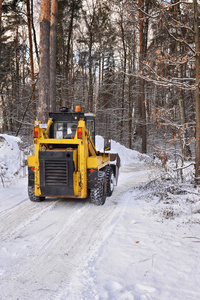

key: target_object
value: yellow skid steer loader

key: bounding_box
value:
[28,107,120,205]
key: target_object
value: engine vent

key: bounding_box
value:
[45,160,68,186]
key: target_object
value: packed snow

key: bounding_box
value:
[0,134,24,186]
[0,134,200,300]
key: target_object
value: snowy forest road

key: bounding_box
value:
[0,163,155,300]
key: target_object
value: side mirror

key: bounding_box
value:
[104,138,111,151]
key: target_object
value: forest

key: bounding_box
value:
[0,0,200,181]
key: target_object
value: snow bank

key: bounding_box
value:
[96,135,150,165]
[0,134,23,185]
[0,133,149,186]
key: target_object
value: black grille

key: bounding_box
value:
[45,160,68,186]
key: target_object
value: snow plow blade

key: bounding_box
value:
[110,153,121,185]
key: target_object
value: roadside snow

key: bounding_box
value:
[0,134,23,186]
[96,135,150,165]
[0,135,200,300]
[65,173,200,300]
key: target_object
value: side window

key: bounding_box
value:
[86,119,95,144]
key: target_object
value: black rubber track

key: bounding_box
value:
[105,165,114,197]
[28,186,45,202]
[90,171,107,205]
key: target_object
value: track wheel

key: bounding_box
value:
[28,186,45,202]
[90,171,107,205]
[105,166,114,197]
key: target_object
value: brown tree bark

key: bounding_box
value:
[83,7,96,112]
[138,0,147,153]
[172,0,191,159]
[88,33,93,112]
[66,5,75,85]
[0,0,2,45]
[31,0,39,66]
[50,0,58,112]
[128,61,132,149]
[0,0,2,82]
[38,0,50,122]
[26,0,36,115]
[120,10,127,144]
[193,0,200,183]
[0,0,2,133]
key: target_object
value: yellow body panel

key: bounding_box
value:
[87,155,110,170]
[28,156,35,167]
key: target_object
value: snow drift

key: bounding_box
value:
[0,134,23,186]
[0,134,149,187]
[96,135,150,165]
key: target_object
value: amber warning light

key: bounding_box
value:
[75,105,81,112]
[34,126,39,138]
[78,127,83,139]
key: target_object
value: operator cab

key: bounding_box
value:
[48,107,96,145]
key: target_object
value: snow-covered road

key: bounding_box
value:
[0,163,156,300]
[1,134,200,300]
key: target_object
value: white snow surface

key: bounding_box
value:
[0,135,200,300]
[96,135,150,165]
[0,134,23,185]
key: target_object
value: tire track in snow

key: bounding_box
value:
[34,184,140,300]
[23,201,122,300]
[0,199,59,242]
[0,194,125,300]
[38,202,91,254]
[0,164,158,300]
[0,197,28,216]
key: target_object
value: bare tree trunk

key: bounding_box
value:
[1,95,8,132]
[193,0,200,183]
[128,70,132,149]
[31,0,39,66]
[88,34,93,112]
[70,30,74,108]
[171,0,191,159]
[138,0,147,153]
[50,0,58,112]
[38,0,50,122]
[15,26,20,126]
[26,0,36,115]
[66,6,75,87]
[0,0,2,107]
[0,0,2,53]
[178,87,191,158]
[128,41,135,149]
[120,12,126,143]
[138,0,143,122]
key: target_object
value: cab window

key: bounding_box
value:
[54,122,78,139]
[86,119,95,144]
